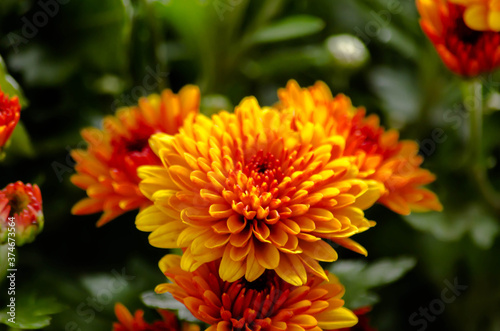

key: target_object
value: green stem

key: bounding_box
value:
[141,0,169,90]
[0,244,8,284]
[237,0,286,57]
[467,79,500,212]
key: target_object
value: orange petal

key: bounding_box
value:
[275,253,307,286]
[255,241,280,269]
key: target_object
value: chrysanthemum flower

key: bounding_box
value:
[137,97,382,285]
[0,181,44,246]
[417,0,500,76]
[450,0,500,31]
[71,86,200,226]
[0,89,21,152]
[156,254,358,331]
[113,303,200,331]
[277,80,442,216]
[339,307,376,331]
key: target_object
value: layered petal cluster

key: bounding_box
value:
[113,303,200,331]
[0,89,21,151]
[156,254,358,331]
[450,0,500,31]
[71,86,200,226]
[417,0,500,76]
[0,181,44,246]
[137,97,382,285]
[278,80,442,215]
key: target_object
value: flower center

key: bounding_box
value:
[221,272,291,330]
[124,137,150,153]
[345,118,386,157]
[242,150,284,187]
[454,15,482,45]
[351,126,380,154]
[226,150,285,222]
[7,193,29,217]
[109,134,160,181]
[240,270,273,292]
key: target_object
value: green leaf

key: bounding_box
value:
[368,66,421,128]
[2,121,36,158]
[470,209,500,249]
[0,0,19,16]
[404,204,499,249]
[0,55,27,107]
[7,46,79,87]
[141,291,198,322]
[329,257,416,309]
[248,15,324,45]
[241,45,330,78]
[70,0,131,72]
[404,211,468,242]
[0,294,66,329]
[360,258,417,288]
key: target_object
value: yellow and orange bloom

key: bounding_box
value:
[71,86,200,226]
[417,0,500,76]
[277,80,442,216]
[156,254,358,331]
[113,303,200,331]
[0,181,44,246]
[137,96,382,286]
[450,0,500,31]
[0,89,21,152]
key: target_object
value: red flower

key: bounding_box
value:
[113,303,200,331]
[0,89,21,151]
[449,0,500,31]
[278,80,442,215]
[0,181,44,246]
[155,254,358,331]
[417,0,500,76]
[71,86,200,226]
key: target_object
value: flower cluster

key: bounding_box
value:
[136,97,382,286]
[0,89,44,247]
[78,81,441,330]
[5,1,500,329]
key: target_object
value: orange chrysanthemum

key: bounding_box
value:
[156,254,358,331]
[449,0,500,31]
[71,86,200,226]
[277,80,442,216]
[137,97,382,286]
[0,181,44,246]
[0,89,21,151]
[113,303,200,331]
[417,0,500,76]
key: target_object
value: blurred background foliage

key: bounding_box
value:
[1,0,500,330]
